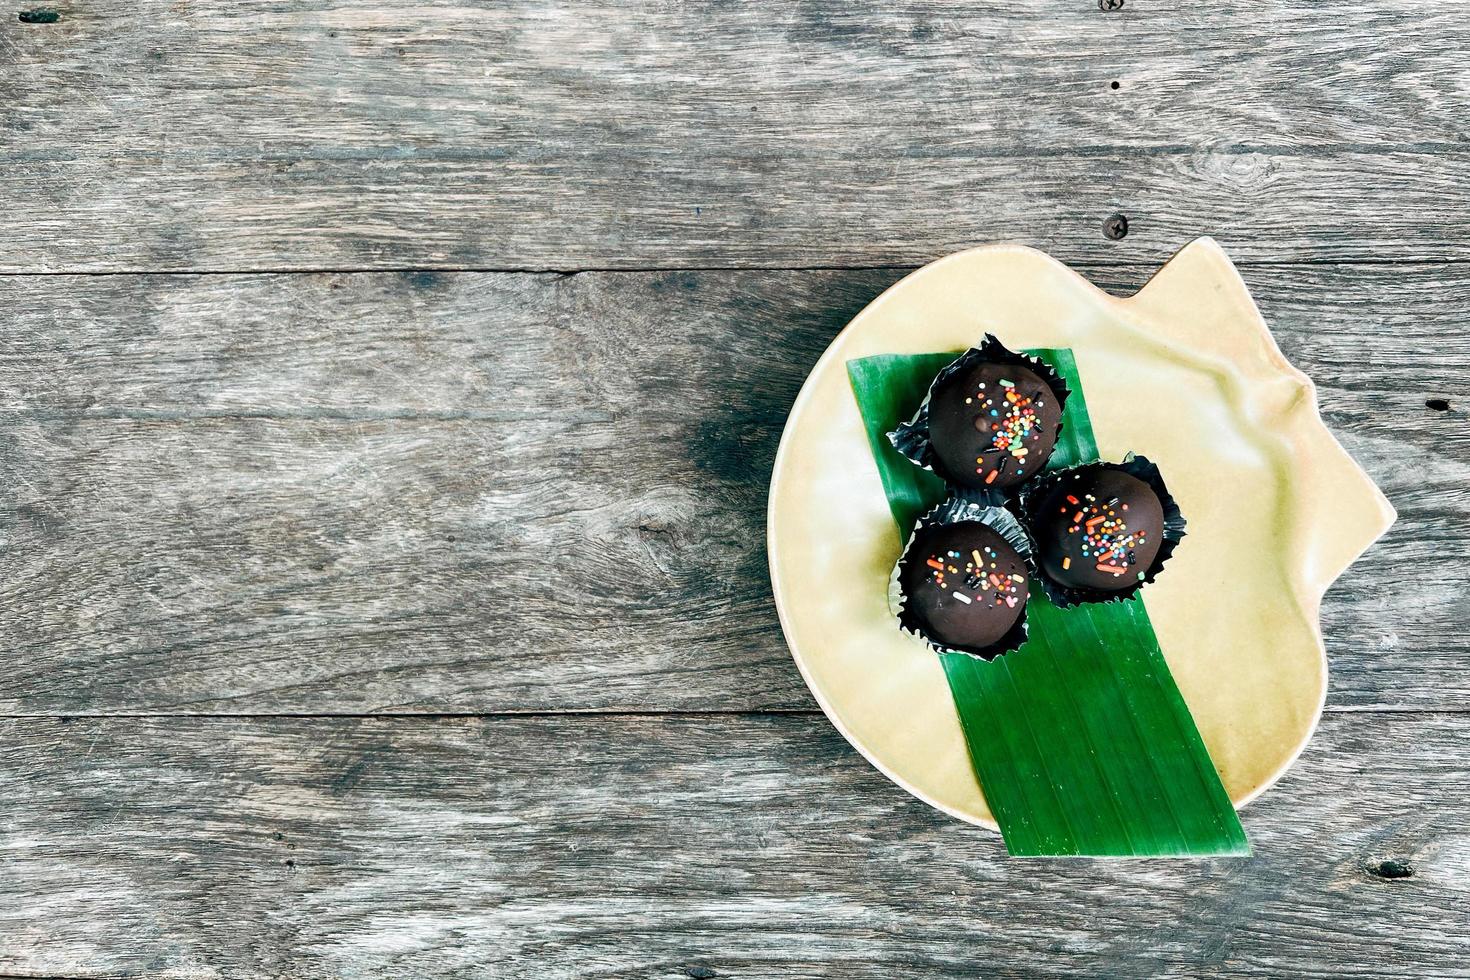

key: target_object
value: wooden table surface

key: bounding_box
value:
[2,2,1467,977]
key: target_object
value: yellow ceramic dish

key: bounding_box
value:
[767,238,1395,830]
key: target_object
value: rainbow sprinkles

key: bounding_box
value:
[924,544,1026,608]
[1059,492,1149,580]
[965,378,1046,486]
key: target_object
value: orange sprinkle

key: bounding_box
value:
[1096,562,1128,575]
[1061,556,1071,570]
[1072,511,1085,523]
[989,573,1003,588]
[1066,495,1079,504]
[984,470,999,485]
[1085,515,1106,529]
[926,558,944,570]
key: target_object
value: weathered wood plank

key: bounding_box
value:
[0,267,1460,714]
[3,1,1470,270]
[0,712,1464,978]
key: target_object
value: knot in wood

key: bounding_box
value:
[1366,859,1414,879]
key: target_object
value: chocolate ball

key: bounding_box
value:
[927,362,1063,490]
[899,521,1029,651]
[1032,469,1164,592]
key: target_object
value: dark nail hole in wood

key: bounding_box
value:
[1366,859,1413,879]
[686,969,717,980]
[1103,214,1129,240]
[1110,80,1121,90]
[285,859,296,869]
[1426,398,1451,411]
[1099,0,1124,9]
[17,8,60,22]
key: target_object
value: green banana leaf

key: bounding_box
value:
[847,349,1248,857]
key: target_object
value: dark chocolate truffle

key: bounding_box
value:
[1031,469,1164,592]
[927,362,1063,490]
[899,521,1029,651]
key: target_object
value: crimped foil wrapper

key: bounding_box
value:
[887,334,1072,502]
[890,493,1035,661]
[1014,454,1187,608]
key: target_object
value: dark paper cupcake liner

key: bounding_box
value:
[887,335,1072,503]
[892,494,1035,661]
[1014,454,1187,608]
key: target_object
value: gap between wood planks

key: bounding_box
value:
[0,707,1459,720]
[6,141,1468,163]
[5,258,1470,278]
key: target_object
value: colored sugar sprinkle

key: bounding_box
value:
[968,377,1045,479]
[1065,491,1148,577]
[924,541,1024,608]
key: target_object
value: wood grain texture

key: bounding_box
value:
[4,1,1470,271]
[0,266,1460,714]
[0,712,1465,979]
[4,0,1465,969]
